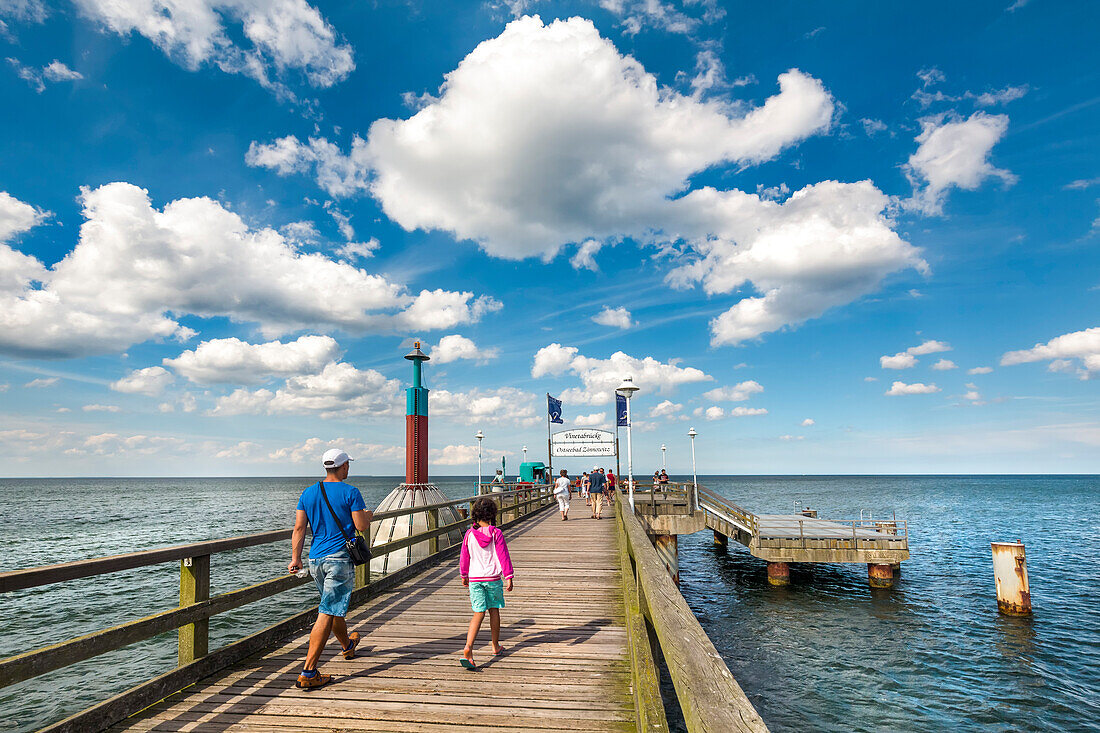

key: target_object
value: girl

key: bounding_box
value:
[458,497,514,669]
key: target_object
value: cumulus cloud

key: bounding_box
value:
[111,366,174,395]
[0,183,495,358]
[703,405,724,420]
[703,380,763,401]
[430,334,499,364]
[83,403,121,412]
[932,358,957,370]
[648,399,682,418]
[165,335,341,384]
[968,366,994,375]
[881,352,918,369]
[73,0,354,95]
[431,386,540,426]
[905,112,1015,215]
[573,412,606,427]
[7,58,83,92]
[592,306,633,330]
[246,136,370,197]
[885,381,941,396]
[269,437,404,465]
[211,362,402,417]
[0,191,50,242]
[24,377,58,388]
[1001,327,1100,378]
[531,343,711,404]
[907,339,951,355]
[669,181,926,345]
[729,406,767,416]
[431,443,513,466]
[801,418,814,426]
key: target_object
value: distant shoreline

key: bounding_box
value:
[1,473,1097,480]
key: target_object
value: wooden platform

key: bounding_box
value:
[111,508,636,733]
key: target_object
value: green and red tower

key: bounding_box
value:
[404,341,430,485]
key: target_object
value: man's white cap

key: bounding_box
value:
[322,449,353,469]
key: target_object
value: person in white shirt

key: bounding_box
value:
[552,469,571,520]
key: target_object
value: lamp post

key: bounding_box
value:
[661,443,667,471]
[522,445,528,463]
[688,427,698,511]
[616,376,640,510]
[476,430,484,494]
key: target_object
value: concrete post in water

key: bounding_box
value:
[992,541,1032,615]
[868,563,896,588]
[766,561,789,586]
[713,530,728,549]
[654,534,679,586]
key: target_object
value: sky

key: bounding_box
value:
[0,0,1097,477]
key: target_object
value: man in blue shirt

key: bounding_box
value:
[288,449,372,689]
[588,465,607,519]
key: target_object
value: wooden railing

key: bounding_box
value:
[0,485,554,733]
[615,488,769,733]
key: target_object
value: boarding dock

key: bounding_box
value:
[1,482,910,732]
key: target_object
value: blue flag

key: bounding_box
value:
[547,394,564,424]
[616,393,629,426]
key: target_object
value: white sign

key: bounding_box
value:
[552,442,616,457]
[551,428,616,457]
[552,429,615,444]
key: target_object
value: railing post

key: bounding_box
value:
[428,507,439,555]
[355,562,368,590]
[799,519,805,549]
[178,555,210,666]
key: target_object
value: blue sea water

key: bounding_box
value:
[0,475,1097,732]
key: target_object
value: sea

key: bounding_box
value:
[1,475,1097,733]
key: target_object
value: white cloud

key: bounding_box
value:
[968,366,994,375]
[211,362,402,417]
[670,180,926,345]
[931,358,957,370]
[648,399,682,418]
[729,406,767,417]
[1001,327,1100,378]
[83,403,121,412]
[1065,178,1100,191]
[599,0,722,36]
[6,58,82,92]
[430,334,499,364]
[73,0,354,94]
[431,386,540,426]
[431,443,513,466]
[259,17,832,261]
[574,412,607,427]
[269,437,404,465]
[531,343,711,404]
[880,352,917,369]
[861,118,887,136]
[972,85,1029,107]
[592,306,633,330]
[864,376,878,382]
[885,381,941,396]
[905,112,1016,215]
[907,339,951,355]
[703,405,724,420]
[165,335,341,384]
[703,380,763,401]
[801,418,814,426]
[111,366,174,395]
[24,377,58,388]
[335,239,379,262]
[0,1,47,24]
[0,183,495,358]
[779,434,803,441]
[0,191,49,242]
[569,239,606,271]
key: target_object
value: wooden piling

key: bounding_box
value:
[766,561,789,586]
[177,555,209,665]
[992,541,1032,615]
[868,563,895,588]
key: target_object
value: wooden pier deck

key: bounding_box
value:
[110,509,634,733]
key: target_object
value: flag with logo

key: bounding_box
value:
[616,393,629,426]
[547,394,564,424]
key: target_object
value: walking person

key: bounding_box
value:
[581,471,591,506]
[589,466,607,519]
[606,470,616,506]
[287,449,372,690]
[553,469,571,520]
[459,497,515,669]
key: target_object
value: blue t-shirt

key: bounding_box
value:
[297,481,367,560]
[589,472,606,493]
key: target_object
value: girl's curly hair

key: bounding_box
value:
[471,496,498,526]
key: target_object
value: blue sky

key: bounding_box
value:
[0,0,1097,477]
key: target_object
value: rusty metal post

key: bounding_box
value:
[992,541,1032,615]
[868,563,896,588]
[766,561,789,586]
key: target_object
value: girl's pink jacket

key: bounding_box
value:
[459,525,515,582]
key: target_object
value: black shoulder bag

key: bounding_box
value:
[317,481,371,565]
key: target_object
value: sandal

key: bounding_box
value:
[296,671,333,690]
[341,632,360,660]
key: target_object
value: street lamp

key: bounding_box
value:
[616,376,640,510]
[660,443,667,471]
[522,445,527,463]
[476,430,484,494]
[688,427,698,511]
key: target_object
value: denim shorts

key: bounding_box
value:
[308,553,354,617]
[469,579,505,612]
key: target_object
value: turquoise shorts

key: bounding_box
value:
[308,553,353,617]
[468,579,505,612]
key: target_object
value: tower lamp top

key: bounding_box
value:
[405,341,430,362]
[616,375,639,396]
[688,427,697,438]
